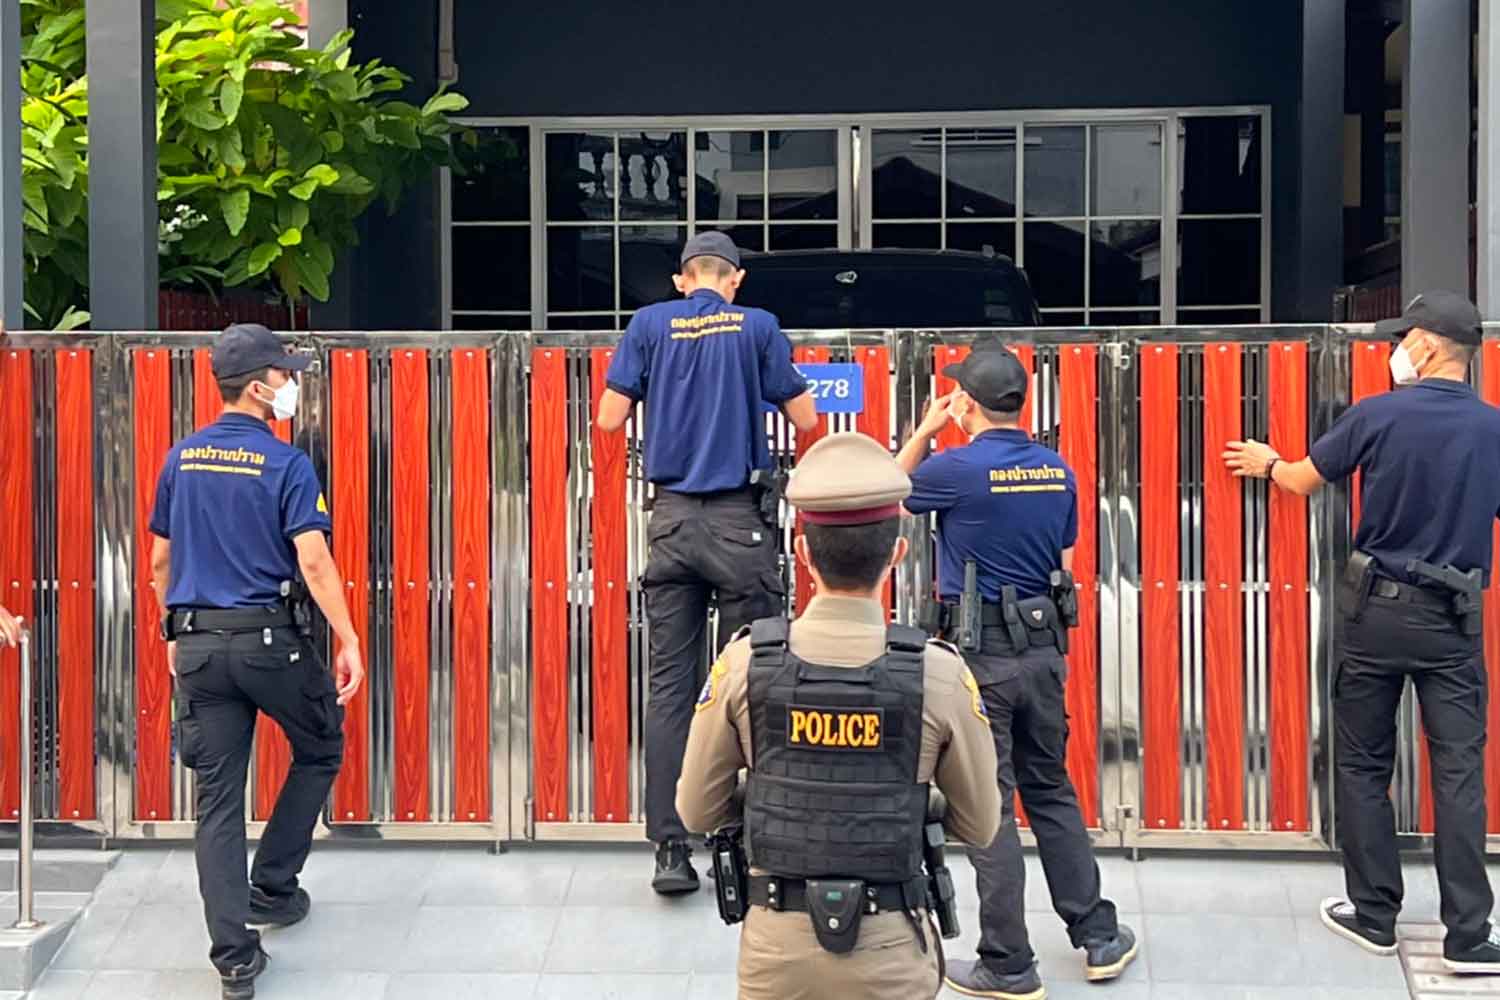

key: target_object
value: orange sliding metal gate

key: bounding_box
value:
[1,326,1498,850]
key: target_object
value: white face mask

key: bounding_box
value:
[257,377,300,421]
[1389,345,1422,387]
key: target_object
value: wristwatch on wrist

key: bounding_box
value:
[1265,456,1280,479]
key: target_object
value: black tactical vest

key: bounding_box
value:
[744,617,929,884]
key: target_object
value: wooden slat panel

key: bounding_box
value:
[590,348,629,822]
[452,348,491,821]
[330,350,371,822]
[1349,342,1390,526]
[793,347,831,614]
[1139,345,1181,829]
[55,349,95,820]
[531,348,569,821]
[132,349,173,820]
[253,411,297,820]
[1058,345,1099,828]
[391,350,431,821]
[855,346,894,617]
[1268,343,1310,831]
[1202,344,1244,831]
[1483,341,1500,833]
[193,349,221,429]
[0,350,32,819]
[932,345,969,453]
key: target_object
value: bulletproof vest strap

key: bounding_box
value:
[749,617,790,653]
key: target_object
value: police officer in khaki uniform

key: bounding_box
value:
[677,432,1001,1000]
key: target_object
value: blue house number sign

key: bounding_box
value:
[797,363,864,414]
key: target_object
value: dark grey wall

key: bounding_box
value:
[360,0,1326,322]
[345,0,442,331]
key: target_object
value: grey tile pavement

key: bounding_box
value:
[24,844,1500,999]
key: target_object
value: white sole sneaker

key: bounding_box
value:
[1085,937,1140,982]
[1318,897,1398,957]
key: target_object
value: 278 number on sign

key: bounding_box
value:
[795,362,864,415]
[806,378,853,401]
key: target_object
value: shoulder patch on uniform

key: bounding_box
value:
[316,493,328,514]
[960,667,989,722]
[695,655,731,713]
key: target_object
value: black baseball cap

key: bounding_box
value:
[680,231,741,270]
[210,323,311,379]
[942,341,1029,411]
[1374,289,1483,346]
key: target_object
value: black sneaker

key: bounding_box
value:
[651,840,699,896]
[1444,926,1500,974]
[1084,924,1140,981]
[248,886,311,929]
[220,945,269,1000]
[942,957,1046,1000]
[1319,897,1397,956]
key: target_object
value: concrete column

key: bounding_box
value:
[1479,0,1500,316]
[1296,0,1345,319]
[1,1,22,330]
[85,0,157,330]
[1400,0,1470,301]
[308,0,352,330]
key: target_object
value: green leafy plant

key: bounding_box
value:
[20,0,469,328]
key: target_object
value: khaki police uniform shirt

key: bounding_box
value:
[677,595,1001,1000]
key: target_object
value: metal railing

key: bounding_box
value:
[12,629,37,931]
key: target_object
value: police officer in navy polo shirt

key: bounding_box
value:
[897,342,1137,999]
[1226,290,1500,974]
[597,231,817,894]
[148,324,365,1000]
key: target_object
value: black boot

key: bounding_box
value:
[651,839,700,895]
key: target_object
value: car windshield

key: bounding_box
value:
[738,262,1028,328]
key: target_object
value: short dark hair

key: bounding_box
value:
[217,366,268,403]
[803,518,900,591]
[977,401,1021,424]
[681,255,735,281]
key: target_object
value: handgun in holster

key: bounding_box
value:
[1407,559,1485,636]
[749,467,787,530]
[279,579,314,638]
[1343,550,1377,623]
[957,560,982,653]
[923,791,960,940]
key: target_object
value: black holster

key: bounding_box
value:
[1406,559,1485,637]
[957,560,982,652]
[923,819,959,939]
[1342,550,1377,623]
[749,468,786,530]
[279,579,314,638]
[1050,569,1080,629]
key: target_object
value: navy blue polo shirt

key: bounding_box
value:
[907,429,1079,601]
[604,289,808,494]
[149,413,332,609]
[1310,378,1500,585]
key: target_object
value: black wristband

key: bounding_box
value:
[1266,457,1280,480]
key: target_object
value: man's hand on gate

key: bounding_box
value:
[0,606,20,648]
[335,642,365,706]
[917,392,956,438]
[1223,438,1280,478]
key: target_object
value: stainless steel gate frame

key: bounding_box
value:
[0,325,1495,852]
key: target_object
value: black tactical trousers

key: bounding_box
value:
[642,489,783,843]
[1335,591,1494,953]
[174,626,344,972]
[963,631,1118,975]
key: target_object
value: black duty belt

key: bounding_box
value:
[747,875,926,915]
[172,606,295,634]
[1370,578,1452,611]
